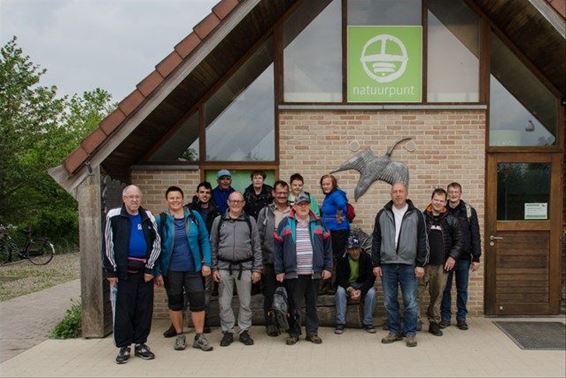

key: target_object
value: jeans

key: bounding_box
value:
[441,258,470,322]
[381,264,418,337]
[335,286,376,326]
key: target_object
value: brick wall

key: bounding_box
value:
[279,109,486,315]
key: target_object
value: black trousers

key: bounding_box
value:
[285,275,320,337]
[262,263,282,324]
[114,271,154,348]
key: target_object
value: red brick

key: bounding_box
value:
[174,33,201,59]
[212,0,239,20]
[137,70,164,97]
[99,109,126,136]
[118,89,145,116]
[155,51,183,78]
[80,128,107,154]
[194,13,221,40]
[64,147,89,174]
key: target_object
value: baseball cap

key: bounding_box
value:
[217,169,231,179]
[346,235,360,249]
[294,191,311,205]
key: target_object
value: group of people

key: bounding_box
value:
[103,168,480,364]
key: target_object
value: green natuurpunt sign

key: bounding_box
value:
[348,26,422,102]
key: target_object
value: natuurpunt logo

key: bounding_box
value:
[360,34,408,83]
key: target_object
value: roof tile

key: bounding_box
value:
[80,128,107,154]
[156,51,183,78]
[174,32,202,59]
[64,147,89,174]
[100,109,127,135]
[137,70,164,97]
[213,0,239,20]
[118,89,145,116]
[194,13,221,40]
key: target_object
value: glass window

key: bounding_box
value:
[497,163,550,220]
[205,38,274,161]
[348,0,421,25]
[489,35,557,146]
[427,0,479,102]
[148,112,199,161]
[283,0,341,102]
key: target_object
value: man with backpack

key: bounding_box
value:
[210,191,262,347]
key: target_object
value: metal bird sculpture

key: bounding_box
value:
[331,137,412,201]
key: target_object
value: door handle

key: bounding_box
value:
[489,235,503,241]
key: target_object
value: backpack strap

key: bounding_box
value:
[465,202,472,223]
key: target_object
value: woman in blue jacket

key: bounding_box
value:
[155,186,213,352]
[320,174,350,293]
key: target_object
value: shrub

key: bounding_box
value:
[50,301,81,339]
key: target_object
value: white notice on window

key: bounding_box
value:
[524,203,547,220]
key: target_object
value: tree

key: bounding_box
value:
[0,37,114,244]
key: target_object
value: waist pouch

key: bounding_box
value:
[127,257,146,272]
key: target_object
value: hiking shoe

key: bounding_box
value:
[266,324,280,337]
[115,346,130,364]
[174,334,187,350]
[193,334,213,351]
[429,322,443,336]
[134,344,155,360]
[163,324,176,338]
[439,319,450,329]
[306,334,323,344]
[362,324,376,334]
[335,324,345,334]
[286,335,299,345]
[381,333,403,344]
[457,320,469,330]
[220,332,233,347]
[239,330,254,345]
[406,335,418,347]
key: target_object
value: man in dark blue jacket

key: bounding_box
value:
[212,169,235,215]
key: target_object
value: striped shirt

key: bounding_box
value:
[296,221,313,275]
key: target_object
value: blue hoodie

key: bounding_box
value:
[321,188,350,232]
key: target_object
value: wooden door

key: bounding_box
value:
[485,153,562,315]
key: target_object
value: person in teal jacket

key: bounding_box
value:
[154,186,213,352]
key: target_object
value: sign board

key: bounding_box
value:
[348,26,422,102]
[524,203,547,220]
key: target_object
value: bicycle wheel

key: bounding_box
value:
[27,240,55,265]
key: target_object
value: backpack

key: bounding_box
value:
[346,203,356,222]
[465,202,472,223]
[273,286,289,332]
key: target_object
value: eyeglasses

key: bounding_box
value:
[229,200,244,204]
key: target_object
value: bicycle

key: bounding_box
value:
[0,224,55,265]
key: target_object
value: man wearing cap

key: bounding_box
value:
[212,169,235,215]
[334,235,376,334]
[274,191,333,345]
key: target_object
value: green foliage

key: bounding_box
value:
[50,300,82,339]
[0,36,115,245]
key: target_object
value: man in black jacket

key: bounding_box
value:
[244,170,273,219]
[103,185,161,364]
[334,235,376,334]
[440,182,482,330]
[418,188,462,337]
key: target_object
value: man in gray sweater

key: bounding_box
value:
[211,191,262,347]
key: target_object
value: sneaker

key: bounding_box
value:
[334,324,345,334]
[134,344,155,360]
[266,324,280,337]
[406,335,418,347]
[115,346,130,364]
[381,332,403,344]
[457,320,469,330]
[220,332,233,347]
[163,324,176,338]
[174,334,187,350]
[193,334,213,351]
[305,334,323,344]
[439,319,450,329]
[362,324,376,334]
[429,322,443,336]
[239,330,254,345]
[286,335,299,345]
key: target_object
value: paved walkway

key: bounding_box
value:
[0,279,80,363]
[0,280,564,377]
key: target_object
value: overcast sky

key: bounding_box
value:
[0,0,217,101]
